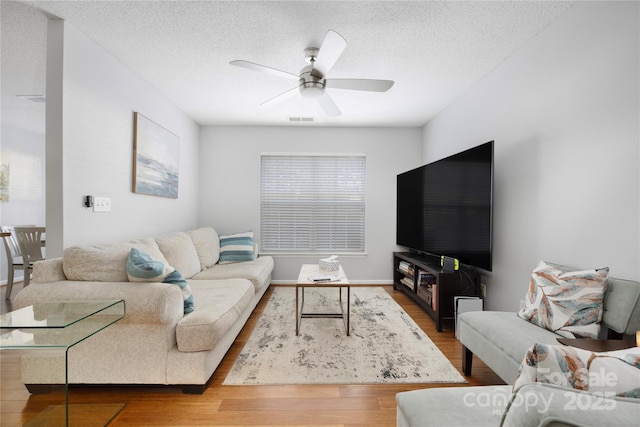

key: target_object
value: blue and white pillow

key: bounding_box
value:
[162,270,194,314]
[218,231,255,264]
[126,247,174,281]
[126,248,194,314]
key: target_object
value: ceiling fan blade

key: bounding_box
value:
[312,30,347,78]
[325,78,395,92]
[316,92,341,117]
[230,60,299,80]
[260,86,299,108]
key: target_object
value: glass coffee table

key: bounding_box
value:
[1,300,126,426]
[296,264,351,336]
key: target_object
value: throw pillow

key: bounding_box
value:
[513,342,640,396]
[163,270,195,314]
[154,232,201,279]
[126,248,194,314]
[187,227,220,269]
[517,261,608,339]
[219,231,255,264]
[126,247,174,282]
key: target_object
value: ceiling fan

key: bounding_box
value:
[230,30,394,117]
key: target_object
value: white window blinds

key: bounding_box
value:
[261,154,366,253]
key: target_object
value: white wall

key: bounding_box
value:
[422,1,639,310]
[199,126,422,283]
[45,20,201,256]
[0,2,47,283]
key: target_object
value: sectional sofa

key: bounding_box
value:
[397,261,640,426]
[459,262,640,384]
[13,226,274,393]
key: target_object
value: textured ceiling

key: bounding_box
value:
[9,1,575,127]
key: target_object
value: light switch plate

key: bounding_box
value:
[94,197,111,212]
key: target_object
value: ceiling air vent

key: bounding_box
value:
[288,116,314,123]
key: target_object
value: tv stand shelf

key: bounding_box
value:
[393,252,480,332]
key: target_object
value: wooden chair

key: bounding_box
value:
[1,225,34,299]
[13,226,46,290]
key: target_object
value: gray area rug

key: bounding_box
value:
[223,286,466,385]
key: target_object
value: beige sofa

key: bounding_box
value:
[13,227,274,393]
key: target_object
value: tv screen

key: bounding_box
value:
[396,141,494,271]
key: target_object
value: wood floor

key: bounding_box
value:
[1,283,504,426]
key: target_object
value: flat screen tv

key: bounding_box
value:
[396,141,494,271]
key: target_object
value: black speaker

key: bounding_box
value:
[441,256,459,271]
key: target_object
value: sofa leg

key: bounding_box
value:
[462,346,473,376]
[181,384,206,394]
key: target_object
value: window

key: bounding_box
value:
[261,154,366,254]
[1,150,43,202]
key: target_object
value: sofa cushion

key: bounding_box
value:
[155,232,201,279]
[63,238,168,282]
[219,231,255,264]
[126,248,194,314]
[187,227,220,269]
[501,383,640,427]
[517,261,608,339]
[396,385,511,427]
[458,311,565,384]
[601,276,640,335]
[191,256,274,292]
[176,279,254,352]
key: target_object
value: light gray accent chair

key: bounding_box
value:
[459,267,640,385]
[396,263,640,426]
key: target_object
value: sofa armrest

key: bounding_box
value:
[13,281,184,325]
[32,258,67,283]
[501,383,640,427]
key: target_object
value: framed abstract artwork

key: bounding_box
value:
[132,112,180,198]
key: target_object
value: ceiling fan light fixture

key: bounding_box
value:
[299,81,324,98]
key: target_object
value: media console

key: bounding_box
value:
[393,252,481,332]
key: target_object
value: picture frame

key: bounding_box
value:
[132,112,180,199]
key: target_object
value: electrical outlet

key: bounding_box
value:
[93,197,111,212]
[480,283,487,298]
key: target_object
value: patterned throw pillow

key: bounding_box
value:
[126,248,194,314]
[514,342,640,396]
[517,261,608,339]
[219,231,255,264]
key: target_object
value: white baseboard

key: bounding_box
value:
[0,275,26,287]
